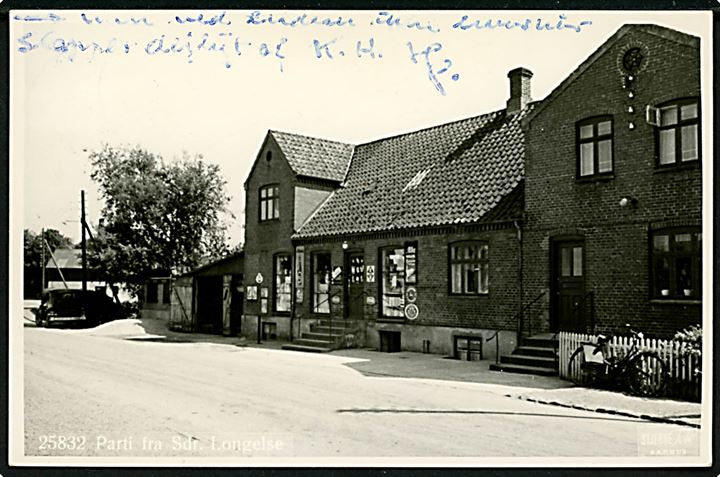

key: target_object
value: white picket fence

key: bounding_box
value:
[558,332,701,400]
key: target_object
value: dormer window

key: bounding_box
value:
[259,184,279,221]
[576,116,613,178]
[654,99,700,167]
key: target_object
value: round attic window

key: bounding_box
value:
[265,150,272,162]
[622,47,644,74]
[617,43,649,75]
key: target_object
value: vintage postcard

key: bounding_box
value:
[8,8,713,468]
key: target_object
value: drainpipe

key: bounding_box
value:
[289,244,295,342]
[514,219,523,346]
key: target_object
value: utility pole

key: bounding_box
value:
[81,190,87,295]
[41,227,45,293]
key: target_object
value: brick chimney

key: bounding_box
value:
[506,67,533,114]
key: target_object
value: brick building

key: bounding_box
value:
[520,24,702,341]
[284,68,534,359]
[242,130,353,341]
[239,23,703,367]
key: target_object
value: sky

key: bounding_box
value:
[10,9,712,246]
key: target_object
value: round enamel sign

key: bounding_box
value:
[404,303,419,321]
[406,287,417,303]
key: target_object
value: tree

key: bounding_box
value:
[88,145,231,293]
[24,228,73,298]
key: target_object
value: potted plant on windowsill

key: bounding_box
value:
[683,289,693,297]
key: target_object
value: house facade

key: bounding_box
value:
[238,23,703,365]
[242,130,353,341]
[286,69,534,359]
[521,24,702,339]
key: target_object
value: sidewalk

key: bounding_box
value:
[135,318,702,428]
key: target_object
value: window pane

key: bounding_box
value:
[260,201,267,220]
[479,263,489,293]
[597,140,612,173]
[660,106,678,126]
[676,257,692,295]
[680,125,698,161]
[579,124,594,139]
[580,143,594,176]
[561,248,571,277]
[597,120,611,136]
[654,258,670,296]
[680,103,698,120]
[467,245,476,260]
[659,129,676,165]
[275,255,292,312]
[273,198,280,218]
[260,188,267,198]
[267,200,274,219]
[480,244,488,260]
[572,247,583,277]
[451,264,462,293]
[653,235,669,252]
[674,233,692,253]
[464,264,477,294]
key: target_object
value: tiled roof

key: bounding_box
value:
[270,130,354,183]
[294,106,531,239]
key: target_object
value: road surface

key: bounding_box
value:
[22,326,698,460]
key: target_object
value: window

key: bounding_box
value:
[651,228,701,299]
[656,99,700,167]
[349,255,365,284]
[577,117,613,178]
[274,254,292,312]
[381,247,405,318]
[259,185,279,221]
[450,242,489,295]
[454,336,483,361]
[312,253,331,313]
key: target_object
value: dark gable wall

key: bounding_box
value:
[243,137,296,317]
[524,29,701,338]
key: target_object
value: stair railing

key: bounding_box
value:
[517,290,547,343]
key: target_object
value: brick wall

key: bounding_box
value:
[243,136,339,338]
[523,28,702,338]
[295,224,521,350]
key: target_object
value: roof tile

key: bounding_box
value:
[294,105,532,239]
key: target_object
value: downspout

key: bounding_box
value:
[290,244,296,342]
[514,219,524,346]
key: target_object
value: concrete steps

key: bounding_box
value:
[490,333,559,377]
[281,343,332,353]
[282,319,359,354]
[488,362,558,376]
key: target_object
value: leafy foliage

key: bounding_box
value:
[673,325,702,376]
[24,228,74,298]
[88,145,231,292]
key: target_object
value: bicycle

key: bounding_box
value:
[567,325,668,397]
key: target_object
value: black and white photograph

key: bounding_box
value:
[7,8,713,467]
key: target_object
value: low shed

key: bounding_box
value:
[170,252,244,335]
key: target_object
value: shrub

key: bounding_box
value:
[673,325,702,376]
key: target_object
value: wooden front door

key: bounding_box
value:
[344,252,365,319]
[552,240,586,333]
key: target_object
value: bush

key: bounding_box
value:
[673,325,702,376]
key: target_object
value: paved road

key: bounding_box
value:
[23,327,698,459]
